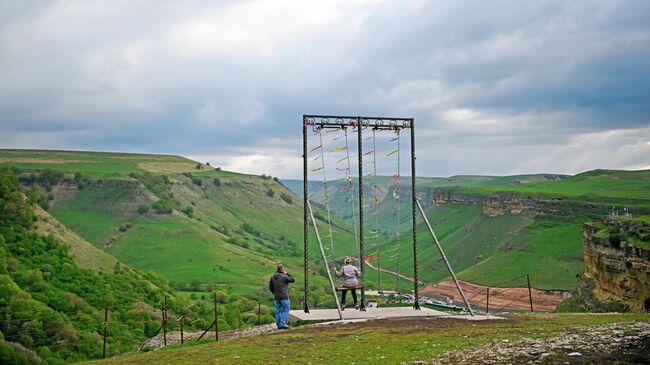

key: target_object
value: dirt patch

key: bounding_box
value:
[421,280,569,312]
[293,316,510,337]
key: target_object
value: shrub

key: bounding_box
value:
[266,189,275,197]
[138,204,149,214]
[191,177,203,186]
[181,206,194,218]
[280,193,293,204]
[152,199,173,214]
[195,163,202,170]
[241,223,261,237]
[213,178,221,187]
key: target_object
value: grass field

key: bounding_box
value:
[82,313,648,365]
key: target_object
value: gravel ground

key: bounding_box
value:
[140,324,279,351]
[431,321,650,364]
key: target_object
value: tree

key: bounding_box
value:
[138,204,149,214]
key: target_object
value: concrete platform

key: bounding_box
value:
[289,306,460,322]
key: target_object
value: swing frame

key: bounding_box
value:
[302,115,421,313]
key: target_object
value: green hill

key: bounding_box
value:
[0,150,359,299]
[289,169,650,291]
[0,168,179,363]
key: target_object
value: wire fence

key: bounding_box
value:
[1,292,272,360]
[417,273,566,315]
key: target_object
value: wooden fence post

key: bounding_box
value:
[179,316,184,344]
[526,274,534,312]
[486,288,490,314]
[102,306,108,358]
[163,296,167,346]
[214,292,219,341]
[257,302,261,326]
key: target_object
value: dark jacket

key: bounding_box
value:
[269,272,295,301]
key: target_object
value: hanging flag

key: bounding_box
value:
[337,156,349,163]
[332,146,347,152]
[310,167,324,172]
[310,145,322,152]
[362,150,374,156]
[336,167,349,171]
[313,156,321,161]
[390,137,399,141]
[364,172,374,177]
[332,136,342,141]
[386,149,399,157]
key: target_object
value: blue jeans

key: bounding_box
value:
[274,299,290,328]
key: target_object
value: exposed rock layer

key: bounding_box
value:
[578,222,650,312]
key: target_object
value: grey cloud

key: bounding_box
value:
[0,0,649,178]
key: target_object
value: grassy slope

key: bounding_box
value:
[458,169,650,206]
[0,149,358,297]
[31,204,118,271]
[83,313,648,365]
[359,202,585,291]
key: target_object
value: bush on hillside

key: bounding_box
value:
[280,192,293,204]
[38,169,64,186]
[152,199,173,214]
[241,223,261,237]
[138,204,149,214]
[182,206,194,218]
[266,189,275,197]
[213,178,221,187]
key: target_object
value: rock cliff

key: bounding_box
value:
[432,188,611,217]
[576,219,650,312]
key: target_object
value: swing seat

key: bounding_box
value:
[335,286,364,291]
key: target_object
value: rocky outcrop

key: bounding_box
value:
[432,188,612,217]
[577,221,650,312]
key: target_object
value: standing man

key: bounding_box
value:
[268,263,295,329]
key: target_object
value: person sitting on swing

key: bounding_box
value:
[335,257,361,310]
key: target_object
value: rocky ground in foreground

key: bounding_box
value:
[140,324,279,351]
[433,321,650,364]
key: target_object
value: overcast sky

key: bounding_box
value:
[1,0,649,178]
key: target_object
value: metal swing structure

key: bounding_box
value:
[302,114,474,320]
